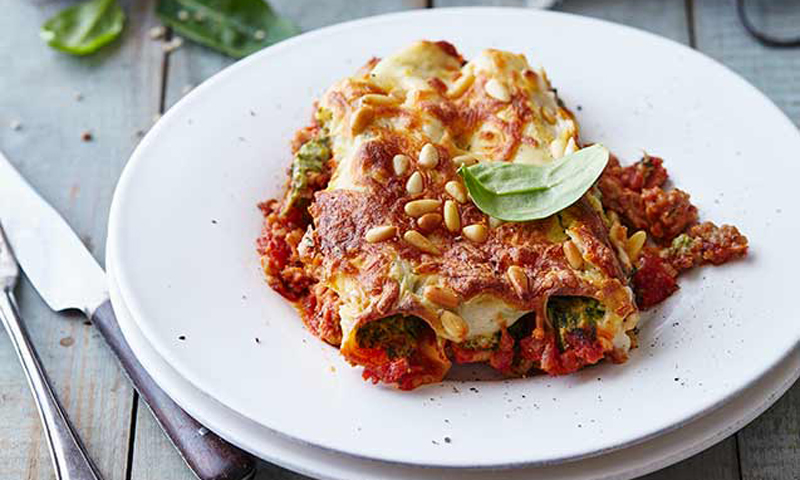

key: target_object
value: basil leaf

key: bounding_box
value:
[459,144,609,222]
[156,0,300,59]
[40,0,125,56]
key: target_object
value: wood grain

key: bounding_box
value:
[694,0,800,126]
[693,1,800,478]
[0,1,163,479]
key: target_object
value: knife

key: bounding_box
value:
[0,150,256,480]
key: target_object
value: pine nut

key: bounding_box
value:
[405,199,441,217]
[452,154,478,168]
[403,230,440,255]
[550,138,565,158]
[418,143,439,169]
[406,171,424,194]
[447,73,474,98]
[417,213,442,232]
[361,93,399,106]
[350,106,375,135]
[564,137,578,155]
[441,311,469,340]
[507,266,528,296]
[444,201,460,232]
[542,107,557,125]
[445,181,468,203]
[563,240,583,269]
[393,154,410,176]
[365,225,397,243]
[626,230,647,261]
[424,285,459,309]
[462,224,488,243]
[485,78,510,102]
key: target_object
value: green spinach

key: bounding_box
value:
[40,0,125,55]
[458,144,609,222]
[282,137,331,216]
[156,0,299,58]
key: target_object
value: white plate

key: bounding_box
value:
[108,7,800,468]
[108,257,800,480]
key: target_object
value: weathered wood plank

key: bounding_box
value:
[556,0,690,44]
[131,3,426,479]
[0,1,164,479]
[162,0,428,110]
[693,1,800,478]
[132,410,313,480]
[737,385,800,479]
[693,0,800,125]
[435,0,689,44]
[642,437,741,480]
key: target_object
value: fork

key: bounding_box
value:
[0,222,103,480]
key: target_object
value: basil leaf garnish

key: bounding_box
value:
[40,0,125,56]
[156,0,300,59]
[458,144,609,222]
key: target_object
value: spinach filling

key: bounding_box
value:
[281,137,331,216]
[547,296,605,351]
[462,332,501,350]
[356,315,426,360]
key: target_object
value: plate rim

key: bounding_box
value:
[108,253,800,480]
[108,6,800,468]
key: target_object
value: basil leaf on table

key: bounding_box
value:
[156,0,300,58]
[40,0,125,55]
[458,144,609,222]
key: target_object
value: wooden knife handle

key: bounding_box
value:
[90,300,256,480]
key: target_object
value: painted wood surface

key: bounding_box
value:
[0,1,163,479]
[692,3,800,479]
[2,0,799,479]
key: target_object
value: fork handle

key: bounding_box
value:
[0,289,102,480]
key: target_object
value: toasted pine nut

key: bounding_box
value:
[403,230,440,255]
[361,93,399,106]
[452,154,478,168]
[507,266,528,296]
[564,137,578,155]
[445,181,468,203]
[550,138,565,158]
[423,285,459,309]
[441,311,469,340]
[405,199,441,217]
[350,106,375,135]
[563,240,584,269]
[609,223,627,245]
[447,73,474,98]
[406,171,424,194]
[485,78,510,102]
[444,201,460,232]
[542,107,557,125]
[418,143,439,169]
[365,225,397,243]
[462,224,488,243]
[417,213,442,232]
[393,154,410,176]
[626,230,647,261]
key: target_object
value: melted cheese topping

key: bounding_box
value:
[314,41,621,348]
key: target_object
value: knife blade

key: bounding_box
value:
[0,150,255,480]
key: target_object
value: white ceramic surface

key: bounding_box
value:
[108,7,800,468]
[108,258,800,480]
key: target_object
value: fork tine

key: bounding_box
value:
[0,220,20,290]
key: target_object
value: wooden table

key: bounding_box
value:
[1,0,798,478]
